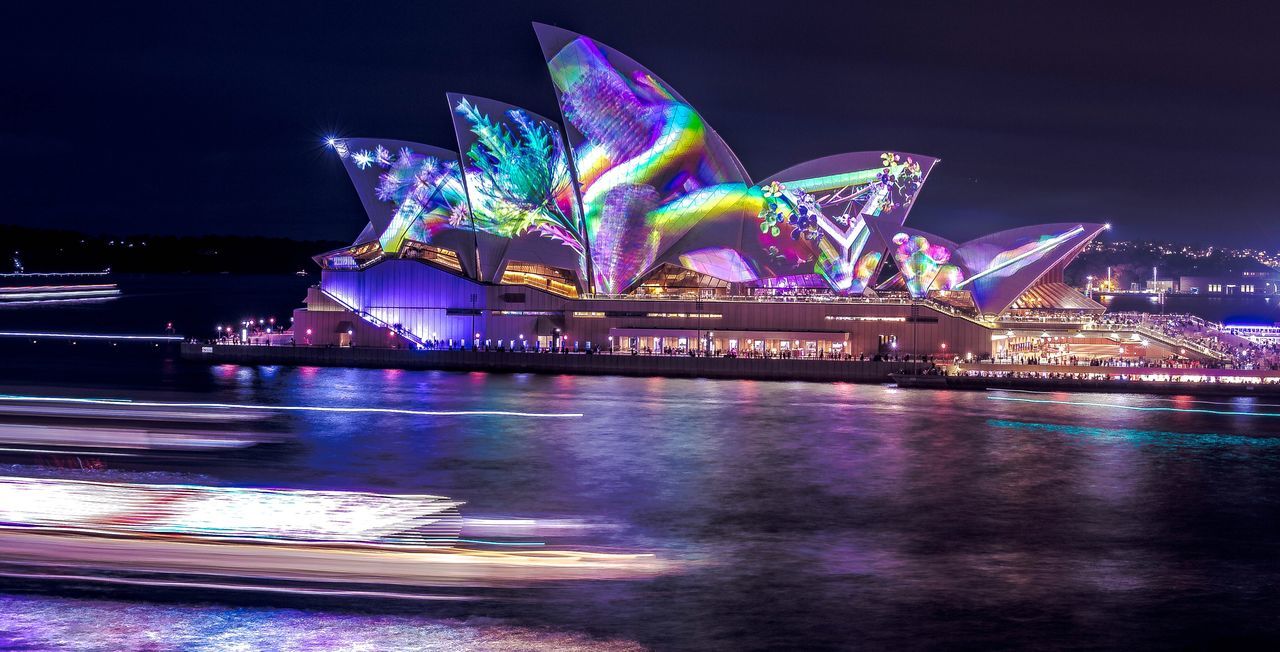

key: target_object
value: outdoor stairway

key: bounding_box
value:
[318,288,426,348]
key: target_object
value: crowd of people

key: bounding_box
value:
[1105,313,1280,370]
[956,368,1280,385]
[993,311,1280,371]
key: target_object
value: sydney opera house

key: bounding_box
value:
[292,24,1107,358]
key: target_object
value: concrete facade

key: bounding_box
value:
[182,343,933,383]
[293,259,995,359]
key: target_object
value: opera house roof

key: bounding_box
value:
[319,24,1105,316]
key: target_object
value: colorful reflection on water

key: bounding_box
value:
[3,331,1280,648]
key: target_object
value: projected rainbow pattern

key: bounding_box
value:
[890,232,966,297]
[0,476,463,547]
[955,225,1086,287]
[545,34,751,293]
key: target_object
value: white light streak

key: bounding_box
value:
[0,394,583,418]
[0,331,183,341]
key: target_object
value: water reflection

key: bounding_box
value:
[2,356,1280,648]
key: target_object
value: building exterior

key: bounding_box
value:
[1179,259,1280,295]
[292,25,1109,359]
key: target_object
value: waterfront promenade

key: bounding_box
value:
[892,361,1280,397]
[181,343,930,382]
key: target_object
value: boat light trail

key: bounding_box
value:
[994,388,1280,409]
[0,476,463,547]
[456,539,546,547]
[0,446,137,457]
[987,394,1280,418]
[0,297,120,307]
[986,419,1280,448]
[0,394,583,418]
[0,271,110,277]
[0,569,480,602]
[0,331,183,342]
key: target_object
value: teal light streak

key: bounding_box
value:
[784,168,880,192]
[997,388,1280,409]
[987,394,1280,418]
[987,418,1280,449]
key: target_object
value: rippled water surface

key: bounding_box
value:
[3,277,1280,650]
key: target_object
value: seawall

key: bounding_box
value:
[180,343,927,382]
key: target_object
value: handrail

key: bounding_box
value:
[1079,319,1229,361]
[319,288,425,348]
[1131,324,1228,360]
[581,293,995,327]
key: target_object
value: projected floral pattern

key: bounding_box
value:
[454,99,583,249]
[753,152,932,292]
[333,140,470,255]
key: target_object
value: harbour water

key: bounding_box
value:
[3,276,1280,649]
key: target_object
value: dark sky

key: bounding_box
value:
[4,1,1278,247]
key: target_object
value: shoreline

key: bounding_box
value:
[180,343,929,382]
[181,343,1280,397]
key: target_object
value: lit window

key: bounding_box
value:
[825,316,907,322]
[644,313,722,319]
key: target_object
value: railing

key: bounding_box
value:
[582,293,995,327]
[1080,319,1230,361]
[318,288,426,348]
[1132,324,1229,360]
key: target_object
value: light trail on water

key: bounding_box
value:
[0,394,583,418]
[994,388,1280,409]
[987,393,1280,418]
[0,331,181,341]
[987,419,1280,448]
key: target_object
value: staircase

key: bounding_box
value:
[1083,322,1230,361]
[319,288,426,348]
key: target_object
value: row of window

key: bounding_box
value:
[572,311,723,319]
[825,316,907,322]
[451,310,931,321]
[1205,284,1257,293]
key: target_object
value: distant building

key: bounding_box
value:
[1179,259,1280,295]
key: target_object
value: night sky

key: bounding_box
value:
[4,1,1278,246]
